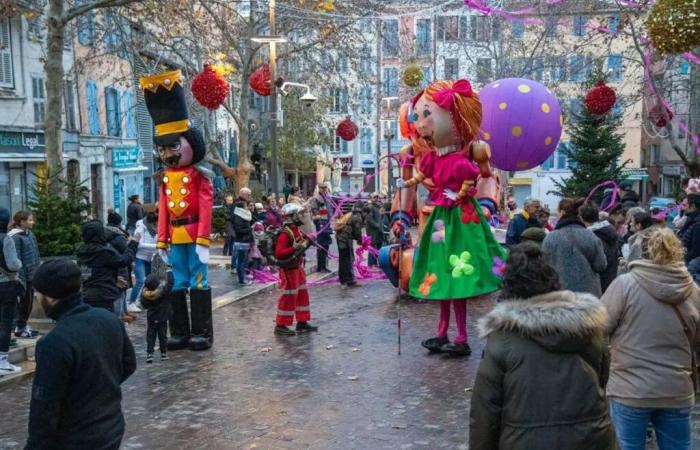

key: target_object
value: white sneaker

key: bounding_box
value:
[127,303,142,313]
[0,357,21,375]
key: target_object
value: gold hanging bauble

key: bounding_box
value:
[402,64,423,88]
[647,0,700,54]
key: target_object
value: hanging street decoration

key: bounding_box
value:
[650,105,674,128]
[479,78,563,171]
[192,64,230,110]
[584,81,617,116]
[249,64,272,97]
[647,0,700,54]
[336,116,359,141]
[402,63,424,88]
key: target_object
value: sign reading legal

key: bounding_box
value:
[112,147,143,168]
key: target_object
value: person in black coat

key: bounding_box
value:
[680,193,700,263]
[363,193,384,266]
[505,198,542,246]
[125,195,145,235]
[470,243,616,450]
[26,258,136,450]
[76,220,138,312]
[141,256,173,363]
[231,200,254,284]
[580,202,620,293]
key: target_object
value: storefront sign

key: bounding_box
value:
[662,166,682,176]
[0,132,45,151]
[112,147,142,168]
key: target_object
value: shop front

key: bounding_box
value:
[111,147,147,216]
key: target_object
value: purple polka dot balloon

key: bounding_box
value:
[479,78,563,172]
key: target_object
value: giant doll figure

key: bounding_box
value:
[140,70,214,351]
[383,79,506,356]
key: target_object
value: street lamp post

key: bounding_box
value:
[381,96,398,200]
[252,0,286,197]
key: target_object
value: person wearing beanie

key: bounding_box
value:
[249,221,265,271]
[140,255,173,363]
[26,258,136,450]
[76,220,138,313]
[0,207,22,375]
[520,226,547,246]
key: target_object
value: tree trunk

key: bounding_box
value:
[235,72,253,191]
[45,0,66,182]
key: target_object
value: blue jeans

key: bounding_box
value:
[169,243,209,291]
[129,258,152,303]
[231,242,250,283]
[609,399,692,450]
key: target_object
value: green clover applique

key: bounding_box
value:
[450,251,475,279]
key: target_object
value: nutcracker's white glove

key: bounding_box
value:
[443,188,458,201]
[395,178,406,189]
[195,244,210,264]
[158,249,170,265]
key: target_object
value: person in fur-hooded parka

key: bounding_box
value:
[469,243,617,450]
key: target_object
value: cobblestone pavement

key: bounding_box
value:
[2,279,700,449]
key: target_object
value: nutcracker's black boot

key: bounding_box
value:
[167,290,190,350]
[188,289,213,351]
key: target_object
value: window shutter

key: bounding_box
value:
[436,16,445,41]
[0,19,13,88]
[87,80,100,135]
[105,88,115,136]
[459,16,468,40]
[124,90,135,138]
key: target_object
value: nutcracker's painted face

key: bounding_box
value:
[412,96,460,149]
[157,136,194,168]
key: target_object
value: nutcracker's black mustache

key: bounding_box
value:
[163,154,181,166]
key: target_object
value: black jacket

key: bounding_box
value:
[232,206,253,244]
[126,202,144,226]
[681,210,700,263]
[141,271,174,324]
[470,291,616,450]
[505,213,541,246]
[364,203,384,245]
[591,222,620,293]
[76,221,137,309]
[26,293,136,450]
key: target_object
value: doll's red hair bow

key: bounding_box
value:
[433,79,474,110]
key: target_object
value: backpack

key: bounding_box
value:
[258,226,301,268]
[0,235,17,273]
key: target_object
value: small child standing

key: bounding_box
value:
[140,254,172,363]
[249,222,265,270]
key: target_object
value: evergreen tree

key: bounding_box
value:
[29,170,91,257]
[552,66,628,199]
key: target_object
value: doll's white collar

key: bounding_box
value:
[436,144,460,156]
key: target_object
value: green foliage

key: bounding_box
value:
[28,170,92,257]
[551,65,628,199]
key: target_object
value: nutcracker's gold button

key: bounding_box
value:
[168,201,175,208]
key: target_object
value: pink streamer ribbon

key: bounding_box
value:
[584,180,620,212]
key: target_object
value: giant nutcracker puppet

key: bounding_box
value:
[383,79,507,356]
[140,70,214,351]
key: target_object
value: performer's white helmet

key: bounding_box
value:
[281,203,304,225]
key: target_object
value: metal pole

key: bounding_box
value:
[269,0,279,197]
[375,18,382,193]
[387,125,393,200]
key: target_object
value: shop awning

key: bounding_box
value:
[621,168,648,181]
[509,177,532,186]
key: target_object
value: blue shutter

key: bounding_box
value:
[541,154,552,170]
[124,90,135,138]
[341,89,348,113]
[421,66,432,89]
[557,144,567,169]
[573,15,586,36]
[680,60,690,74]
[105,87,115,136]
[612,100,622,119]
[608,54,623,82]
[86,80,100,135]
[367,128,374,154]
[569,55,584,82]
[77,11,96,45]
[512,21,524,39]
[608,16,619,33]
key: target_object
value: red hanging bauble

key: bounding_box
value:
[191,64,230,110]
[336,116,359,141]
[650,105,674,128]
[584,81,616,115]
[249,64,272,96]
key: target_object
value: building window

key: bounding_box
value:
[360,46,373,73]
[86,80,100,135]
[330,88,348,113]
[248,89,256,109]
[550,56,568,82]
[444,58,458,80]
[572,15,587,36]
[331,130,348,153]
[532,57,544,82]
[569,55,586,82]
[382,20,399,57]
[476,58,492,84]
[545,15,558,37]
[420,66,432,89]
[607,54,623,82]
[359,19,372,33]
[103,14,121,55]
[67,159,80,185]
[608,15,619,33]
[383,67,398,97]
[360,128,373,154]
[64,80,77,131]
[359,87,372,115]
[0,19,13,88]
[105,87,121,137]
[31,74,45,126]
[444,16,459,41]
[123,90,136,138]
[470,15,490,42]
[27,19,42,41]
[77,11,96,46]
[557,143,568,169]
[337,55,348,73]
[416,19,431,56]
[512,21,524,39]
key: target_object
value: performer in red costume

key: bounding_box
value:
[140,70,214,351]
[274,203,317,336]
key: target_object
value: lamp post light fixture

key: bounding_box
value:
[251,0,286,196]
[380,96,399,200]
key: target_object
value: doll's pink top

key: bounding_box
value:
[418,150,480,208]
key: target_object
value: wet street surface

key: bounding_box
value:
[2,279,700,449]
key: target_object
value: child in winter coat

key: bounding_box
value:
[248,222,265,270]
[140,254,173,363]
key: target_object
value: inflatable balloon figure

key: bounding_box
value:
[140,70,214,351]
[380,79,508,356]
